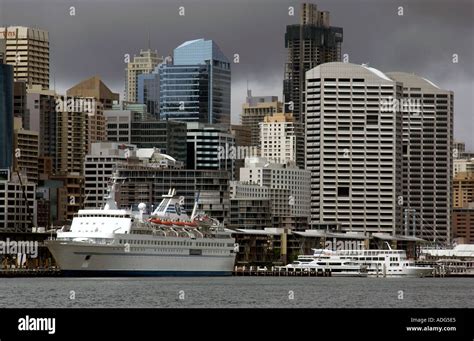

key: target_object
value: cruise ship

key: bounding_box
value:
[46,175,237,276]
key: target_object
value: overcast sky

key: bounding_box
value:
[1,0,473,149]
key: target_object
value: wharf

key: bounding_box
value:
[232,266,332,277]
[0,268,61,277]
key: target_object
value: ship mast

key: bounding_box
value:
[103,171,126,210]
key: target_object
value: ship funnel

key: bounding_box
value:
[138,203,146,222]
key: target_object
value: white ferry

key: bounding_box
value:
[319,246,433,277]
[46,175,237,276]
[285,253,368,277]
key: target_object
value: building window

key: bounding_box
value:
[338,187,350,197]
[366,115,378,125]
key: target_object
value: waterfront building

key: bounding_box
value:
[229,181,272,230]
[239,157,311,230]
[305,62,403,235]
[120,166,230,224]
[387,72,453,243]
[453,204,474,244]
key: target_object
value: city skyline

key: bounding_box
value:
[1,0,473,148]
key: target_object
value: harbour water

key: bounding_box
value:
[0,277,472,308]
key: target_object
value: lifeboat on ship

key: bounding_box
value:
[173,221,187,226]
[149,218,174,226]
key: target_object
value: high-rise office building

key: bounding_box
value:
[13,117,39,183]
[0,62,14,170]
[0,26,49,89]
[67,76,120,153]
[160,39,231,125]
[260,112,297,164]
[56,110,87,175]
[241,90,282,147]
[387,72,453,243]
[137,64,162,118]
[283,3,343,168]
[125,49,162,103]
[305,62,403,235]
[13,81,29,129]
[26,85,57,173]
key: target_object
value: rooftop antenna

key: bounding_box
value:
[246,79,251,104]
[147,31,151,51]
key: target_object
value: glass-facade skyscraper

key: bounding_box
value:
[159,39,231,125]
[137,64,160,118]
[0,63,14,170]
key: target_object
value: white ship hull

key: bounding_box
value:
[366,266,434,278]
[47,240,235,277]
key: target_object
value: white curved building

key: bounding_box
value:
[305,62,403,234]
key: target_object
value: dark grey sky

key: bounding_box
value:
[1,0,473,148]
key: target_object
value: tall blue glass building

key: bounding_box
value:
[137,64,160,118]
[0,63,13,170]
[159,39,231,125]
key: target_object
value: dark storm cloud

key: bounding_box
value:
[1,0,473,148]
